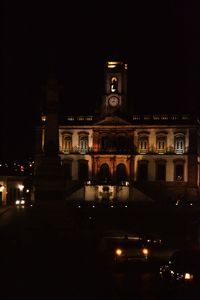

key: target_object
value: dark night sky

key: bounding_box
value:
[1,0,200,161]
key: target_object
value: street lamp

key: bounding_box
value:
[18,184,24,199]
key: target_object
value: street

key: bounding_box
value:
[0,202,199,300]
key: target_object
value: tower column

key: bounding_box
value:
[34,77,65,201]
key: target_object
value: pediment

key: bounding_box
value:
[94,116,131,126]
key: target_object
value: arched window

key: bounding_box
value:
[99,164,110,181]
[138,136,149,154]
[116,164,127,182]
[156,136,167,154]
[110,76,118,93]
[175,135,185,154]
[79,135,88,153]
[64,136,72,154]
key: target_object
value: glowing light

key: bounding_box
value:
[107,61,128,69]
[142,248,149,256]
[184,273,194,280]
[18,184,24,191]
[0,185,5,192]
[115,248,122,256]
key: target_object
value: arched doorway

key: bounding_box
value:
[99,163,110,182]
[116,163,127,182]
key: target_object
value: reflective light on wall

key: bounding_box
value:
[107,61,123,68]
[121,181,129,186]
[0,185,5,192]
[107,61,128,69]
[86,180,92,185]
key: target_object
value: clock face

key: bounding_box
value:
[108,96,119,107]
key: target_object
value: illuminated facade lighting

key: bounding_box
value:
[107,61,125,68]
[41,115,46,122]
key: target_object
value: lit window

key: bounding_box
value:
[64,136,72,154]
[175,136,185,154]
[156,137,166,154]
[79,135,88,153]
[110,76,118,93]
[139,137,149,153]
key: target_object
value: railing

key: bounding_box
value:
[137,146,188,155]
[61,146,189,155]
[62,146,134,154]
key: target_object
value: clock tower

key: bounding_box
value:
[100,60,128,116]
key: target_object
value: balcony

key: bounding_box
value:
[62,146,133,155]
[136,146,188,155]
[62,146,189,155]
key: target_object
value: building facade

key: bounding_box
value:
[35,61,200,202]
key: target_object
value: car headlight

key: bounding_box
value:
[15,200,20,205]
[20,200,25,205]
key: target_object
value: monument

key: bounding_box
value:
[34,76,65,201]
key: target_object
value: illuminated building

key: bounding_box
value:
[34,60,200,203]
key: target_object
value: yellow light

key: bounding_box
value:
[184,273,194,280]
[142,248,149,256]
[18,184,24,191]
[0,185,5,192]
[107,61,128,69]
[107,61,123,68]
[41,115,46,122]
[115,248,122,256]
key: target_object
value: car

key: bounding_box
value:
[175,199,194,207]
[15,197,33,207]
[98,230,150,267]
[159,247,200,288]
[15,197,26,206]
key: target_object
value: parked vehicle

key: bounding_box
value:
[159,247,200,288]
